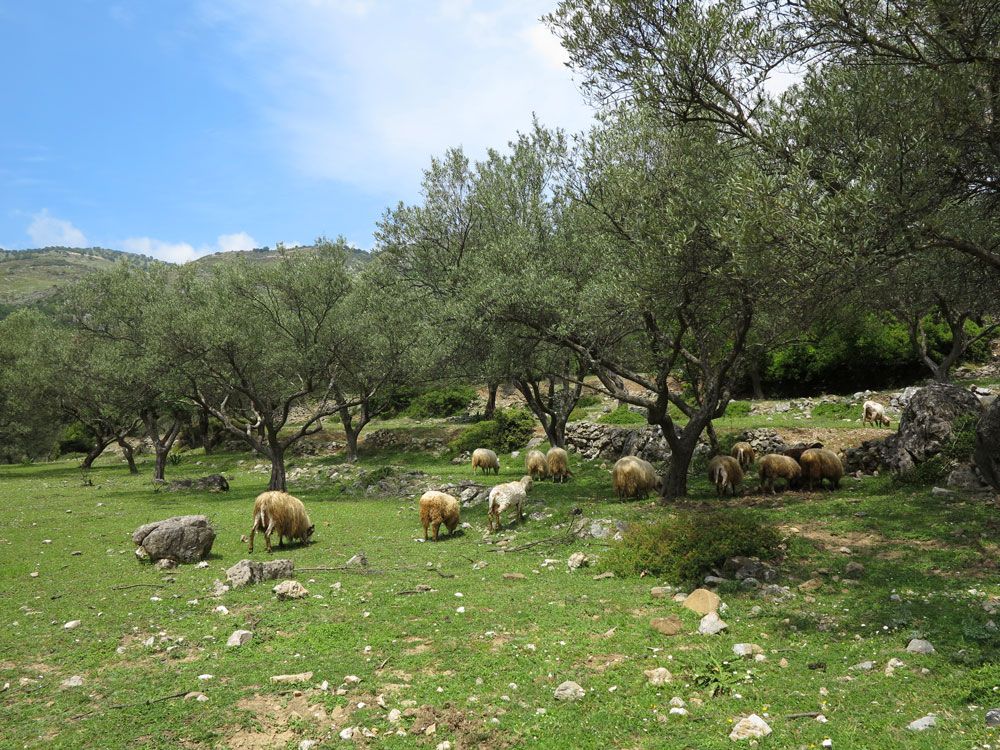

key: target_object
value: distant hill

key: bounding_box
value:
[0,246,155,311]
[190,244,372,271]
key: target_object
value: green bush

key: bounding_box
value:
[811,402,856,420]
[449,408,536,454]
[403,385,476,419]
[723,401,751,418]
[598,406,646,425]
[602,510,783,586]
[576,395,602,409]
[58,422,91,454]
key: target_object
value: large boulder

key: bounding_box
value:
[132,515,216,563]
[166,474,229,492]
[881,383,982,473]
[975,397,1000,491]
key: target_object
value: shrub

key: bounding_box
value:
[811,402,856,421]
[58,422,91,454]
[576,395,602,409]
[602,510,783,586]
[723,400,751,418]
[449,408,536,454]
[403,385,476,419]
[598,406,646,425]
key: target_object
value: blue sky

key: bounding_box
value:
[0,1,592,262]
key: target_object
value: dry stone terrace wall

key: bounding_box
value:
[565,421,682,463]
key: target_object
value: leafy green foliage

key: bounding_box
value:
[449,408,535,453]
[402,385,476,419]
[692,657,756,698]
[57,423,91,455]
[602,511,783,585]
[724,400,751,418]
[597,406,646,425]
[811,402,856,420]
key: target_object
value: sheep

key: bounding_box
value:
[525,449,549,480]
[798,448,844,491]
[611,456,661,500]
[730,441,755,471]
[248,491,314,554]
[861,400,891,428]
[708,455,744,496]
[758,454,802,494]
[782,441,823,462]
[471,448,500,475]
[488,475,532,532]
[419,491,461,542]
[546,447,572,483]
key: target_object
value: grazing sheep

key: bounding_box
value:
[525,449,548,480]
[546,447,572,483]
[419,491,461,541]
[611,456,661,500]
[248,491,314,554]
[730,441,755,471]
[708,455,744,496]
[799,448,844,491]
[782,441,823,462]
[861,400,891,427]
[488,475,532,532]
[471,448,500,475]
[758,454,802,494]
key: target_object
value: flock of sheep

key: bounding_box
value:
[244,399,891,549]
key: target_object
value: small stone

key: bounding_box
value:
[60,675,84,688]
[798,577,823,592]
[567,552,589,570]
[339,726,355,740]
[226,629,253,647]
[553,680,585,701]
[197,674,213,681]
[196,561,209,569]
[154,558,177,570]
[270,671,314,684]
[986,708,1000,727]
[650,616,684,636]
[644,667,672,686]
[850,661,875,671]
[682,588,721,615]
[732,643,763,658]
[388,708,402,723]
[906,714,936,731]
[669,697,685,708]
[698,611,727,635]
[779,658,789,668]
[672,592,687,602]
[669,707,688,716]
[592,571,614,580]
[843,561,864,579]
[906,638,935,654]
[344,675,361,684]
[503,573,527,580]
[273,580,309,600]
[184,691,209,702]
[436,742,452,750]
[214,605,229,615]
[650,586,671,598]
[29,572,39,578]
[300,741,318,750]
[63,620,81,630]
[729,714,772,741]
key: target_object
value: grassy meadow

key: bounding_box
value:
[2,413,999,749]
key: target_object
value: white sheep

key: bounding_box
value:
[861,400,891,427]
[487,475,532,532]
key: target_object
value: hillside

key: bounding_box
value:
[190,243,371,270]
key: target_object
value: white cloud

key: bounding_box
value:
[122,232,259,264]
[197,1,592,193]
[27,209,88,247]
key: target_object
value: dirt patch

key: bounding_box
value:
[774,427,892,454]
[406,704,518,750]
[581,653,627,672]
[488,634,511,653]
[224,692,350,750]
[785,521,948,553]
[404,636,432,656]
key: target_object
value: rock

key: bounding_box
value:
[270,671,313,684]
[698,612,727,635]
[906,714,936,731]
[339,727,356,740]
[553,680,585,701]
[732,643,763,658]
[682,588,721,615]
[592,571,615,580]
[564,420,684,462]
[225,559,294,588]
[906,638,935,654]
[986,708,1000,727]
[976,397,1000,491]
[184,691,209,702]
[345,552,368,568]
[226,629,253,647]
[567,552,589,570]
[885,384,982,473]
[729,714,772,741]
[798,577,823,592]
[210,580,230,597]
[931,486,953,496]
[844,562,865,579]
[503,573,527,580]
[300,741,318,750]
[650,616,683,636]
[644,667,672,686]
[63,620,81,630]
[60,675,84,688]
[947,462,988,490]
[273,580,309,600]
[154,558,177,570]
[650,586,672,598]
[704,575,729,586]
[724,556,779,583]
[195,561,209,569]
[850,661,875,671]
[132,515,216,564]
[436,742,452,750]
[166,474,229,492]
[388,708,402,723]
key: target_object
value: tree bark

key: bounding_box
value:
[267,444,287,491]
[142,410,182,482]
[81,438,111,470]
[199,405,214,454]
[117,437,138,474]
[484,382,499,419]
[749,361,765,400]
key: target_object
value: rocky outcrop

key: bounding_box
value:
[881,383,982,473]
[739,428,787,456]
[435,481,491,508]
[565,421,680,462]
[975,397,1000,491]
[132,515,216,564]
[225,559,294,588]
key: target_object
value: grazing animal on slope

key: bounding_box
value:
[861,400,891,427]
[471,448,500,475]
[730,441,755,471]
[488,475,532,532]
[799,448,844,491]
[546,447,572,483]
[419,491,461,541]
[248,491,314,553]
[708,455,744,496]
[758,454,802,494]
[611,456,661,500]
[525,449,548,480]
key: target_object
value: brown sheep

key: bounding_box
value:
[611,456,661,500]
[419,491,461,541]
[799,448,844,491]
[546,447,572,483]
[782,441,823,462]
[525,449,548,480]
[471,448,500,475]
[730,441,755,471]
[758,454,802,494]
[708,455,743,496]
[488,475,532,532]
[248,491,314,553]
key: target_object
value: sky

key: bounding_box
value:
[0,0,593,263]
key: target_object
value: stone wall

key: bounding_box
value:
[565,421,683,463]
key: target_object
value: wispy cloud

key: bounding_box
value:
[197,0,592,193]
[26,210,88,247]
[123,231,260,264]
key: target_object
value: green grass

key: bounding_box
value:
[2,429,999,749]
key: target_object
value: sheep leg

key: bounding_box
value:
[423,521,429,541]
[248,525,256,554]
[432,520,441,542]
[264,519,279,553]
